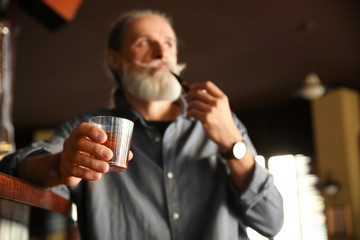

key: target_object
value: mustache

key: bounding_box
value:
[134,60,186,75]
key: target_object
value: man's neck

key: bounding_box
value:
[124,91,180,121]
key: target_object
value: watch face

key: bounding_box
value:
[233,141,247,159]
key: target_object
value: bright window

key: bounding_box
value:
[247,155,328,240]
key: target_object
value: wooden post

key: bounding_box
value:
[312,88,360,240]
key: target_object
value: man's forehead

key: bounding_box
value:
[125,14,177,41]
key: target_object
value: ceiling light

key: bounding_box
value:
[299,73,326,100]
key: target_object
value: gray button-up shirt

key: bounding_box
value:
[0,96,283,240]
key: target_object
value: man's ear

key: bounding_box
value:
[107,49,122,70]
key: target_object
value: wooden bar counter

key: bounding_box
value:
[0,172,80,240]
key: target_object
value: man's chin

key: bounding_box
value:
[129,83,181,102]
[122,65,182,102]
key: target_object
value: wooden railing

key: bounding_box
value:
[0,172,80,240]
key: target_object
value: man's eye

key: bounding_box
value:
[164,42,172,49]
[139,40,149,46]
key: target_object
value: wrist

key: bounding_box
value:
[220,140,247,160]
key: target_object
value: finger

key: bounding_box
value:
[185,88,217,104]
[59,152,106,182]
[61,139,110,172]
[68,164,104,181]
[189,81,224,98]
[187,99,212,113]
[128,150,133,161]
[72,151,110,173]
[65,131,113,162]
[67,123,113,161]
[76,122,108,143]
[77,137,113,161]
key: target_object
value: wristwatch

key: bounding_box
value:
[221,141,247,160]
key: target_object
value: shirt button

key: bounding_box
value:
[154,136,161,142]
[173,212,180,220]
[167,172,174,179]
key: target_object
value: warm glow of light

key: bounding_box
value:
[1,26,9,35]
[247,154,328,240]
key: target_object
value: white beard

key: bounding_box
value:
[122,60,186,102]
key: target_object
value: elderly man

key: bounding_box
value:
[1,9,283,240]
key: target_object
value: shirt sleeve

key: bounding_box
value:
[0,117,79,177]
[238,163,284,237]
[228,113,284,238]
[0,117,82,200]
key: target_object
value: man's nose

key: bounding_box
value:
[152,42,167,60]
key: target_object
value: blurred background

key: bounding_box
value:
[1,0,360,239]
[8,0,360,158]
